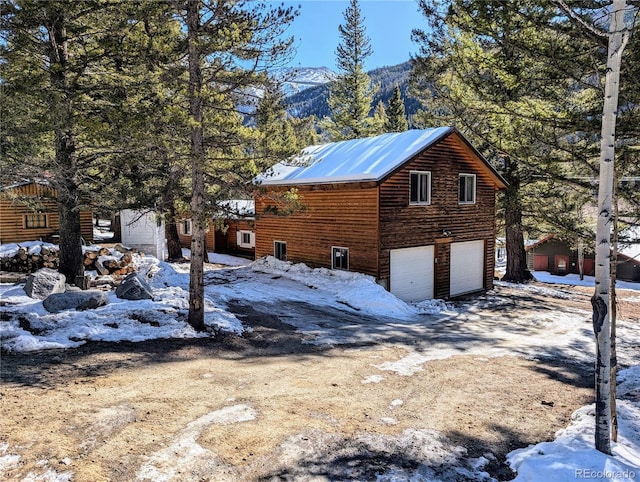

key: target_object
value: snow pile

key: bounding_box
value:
[251,256,451,318]
[0,241,58,258]
[508,367,640,482]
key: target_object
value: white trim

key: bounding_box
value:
[237,230,255,249]
[458,173,476,204]
[409,170,432,205]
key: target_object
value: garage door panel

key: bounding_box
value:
[390,246,434,302]
[450,241,484,297]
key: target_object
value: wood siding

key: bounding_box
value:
[255,184,380,277]
[378,134,498,298]
[216,219,255,259]
[0,183,93,244]
[255,131,502,299]
[177,221,215,252]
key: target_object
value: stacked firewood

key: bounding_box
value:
[0,244,136,275]
[83,247,135,276]
[0,246,59,272]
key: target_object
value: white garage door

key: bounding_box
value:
[450,240,485,297]
[390,246,434,301]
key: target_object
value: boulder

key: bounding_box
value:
[43,291,108,313]
[115,272,153,300]
[24,268,66,300]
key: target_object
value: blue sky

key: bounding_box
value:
[278,0,427,70]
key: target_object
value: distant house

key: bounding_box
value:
[120,209,166,259]
[525,234,595,277]
[255,127,507,301]
[177,200,255,259]
[526,231,640,283]
[0,180,93,244]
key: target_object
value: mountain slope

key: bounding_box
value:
[284,61,423,122]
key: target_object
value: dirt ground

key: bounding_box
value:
[1,283,638,481]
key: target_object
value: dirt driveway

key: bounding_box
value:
[2,283,638,481]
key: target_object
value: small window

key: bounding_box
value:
[332,247,349,271]
[410,171,431,204]
[274,241,287,261]
[237,230,255,248]
[459,174,476,204]
[25,213,47,229]
[180,219,192,235]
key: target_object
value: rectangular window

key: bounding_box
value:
[180,219,192,236]
[410,171,431,204]
[459,174,476,204]
[237,230,255,249]
[274,241,287,261]
[332,247,349,271]
[24,213,47,229]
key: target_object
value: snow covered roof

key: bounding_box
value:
[259,127,462,186]
[1,179,52,191]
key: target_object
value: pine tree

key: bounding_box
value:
[323,0,378,140]
[1,0,138,285]
[385,85,408,132]
[180,0,297,330]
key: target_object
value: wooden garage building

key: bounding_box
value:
[0,180,93,244]
[255,127,507,301]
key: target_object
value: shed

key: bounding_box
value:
[255,127,507,301]
[120,209,166,260]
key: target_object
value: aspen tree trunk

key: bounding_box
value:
[186,0,206,332]
[592,0,628,455]
[611,189,619,442]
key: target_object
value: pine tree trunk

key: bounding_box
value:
[110,212,122,243]
[186,0,206,332]
[164,198,183,261]
[500,158,532,283]
[50,12,84,286]
[592,0,628,455]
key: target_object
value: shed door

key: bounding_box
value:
[450,240,485,297]
[533,255,549,271]
[390,246,434,302]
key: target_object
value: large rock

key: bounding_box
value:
[24,268,66,300]
[115,272,153,300]
[43,291,108,313]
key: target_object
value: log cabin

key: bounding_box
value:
[0,180,93,244]
[255,127,507,301]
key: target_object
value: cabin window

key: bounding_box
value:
[237,230,255,249]
[458,174,476,204]
[274,241,287,261]
[332,247,349,271]
[24,213,47,229]
[180,219,192,236]
[410,171,431,205]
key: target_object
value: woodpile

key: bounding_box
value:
[0,246,59,272]
[1,244,136,276]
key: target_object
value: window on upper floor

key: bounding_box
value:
[459,174,476,204]
[410,171,431,205]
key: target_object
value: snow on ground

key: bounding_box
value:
[1,248,640,481]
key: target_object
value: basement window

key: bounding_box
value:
[274,241,287,261]
[332,247,349,271]
[24,213,47,229]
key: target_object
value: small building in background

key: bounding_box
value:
[0,180,93,244]
[120,209,166,260]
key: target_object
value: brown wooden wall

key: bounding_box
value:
[255,184,380,276]
[0,183,93,244]
[216,219,255,258]
[378,133,499,296]
[177,221,215,252]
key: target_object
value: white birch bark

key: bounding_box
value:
[592,0,629,455]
